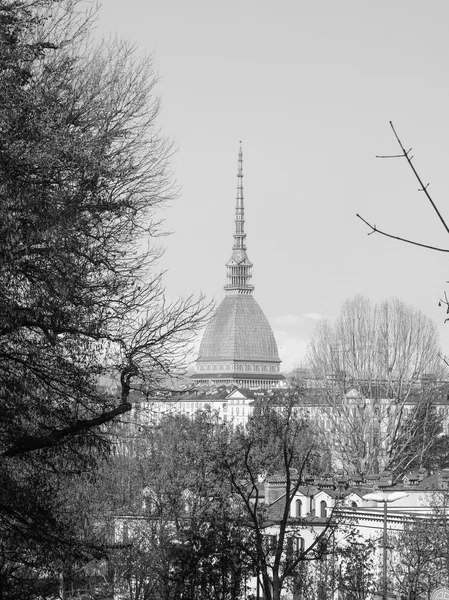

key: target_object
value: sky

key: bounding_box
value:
[95,0,449,371]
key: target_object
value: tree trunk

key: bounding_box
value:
[271,572,282,600]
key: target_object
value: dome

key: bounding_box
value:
[192,145,283,389]
[197,294,280,363]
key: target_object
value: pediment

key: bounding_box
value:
[227,389,249,399]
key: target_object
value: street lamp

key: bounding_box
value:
[362,491,408,600]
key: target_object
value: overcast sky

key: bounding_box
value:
[96,0,449,371]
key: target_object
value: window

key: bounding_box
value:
[320,500,327,518]
[287,536,305,556]
[295,498,302,518]
[122,521,129,543]
[266,534,277,550]
[264,534,277,551]
[294,536,305,553]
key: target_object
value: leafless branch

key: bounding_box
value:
[358,120,449,248]
[388,121,449,235]
[356,214,449,253]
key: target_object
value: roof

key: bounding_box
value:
[196,294,281,363]
[264,491,328,524]
[418,470,449,490]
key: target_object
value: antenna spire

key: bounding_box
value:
[224,143,254,294]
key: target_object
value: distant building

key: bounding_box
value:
[192,145,283,389]
[113,467,449,599]
[130,385,270,428]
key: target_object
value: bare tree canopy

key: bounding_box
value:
[307,296,445,475]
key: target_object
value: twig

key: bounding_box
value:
[356,214,449,253]
[376,154,404,159]
[360,122,449,252]
[387,121,449,236]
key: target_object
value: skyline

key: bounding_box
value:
[95,1,449,371]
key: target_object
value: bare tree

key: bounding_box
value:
[307,296,445,475]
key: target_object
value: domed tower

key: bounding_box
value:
[193,145,283,389]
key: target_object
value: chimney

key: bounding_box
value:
[264,475,287,505]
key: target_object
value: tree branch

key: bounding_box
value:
[356,213,449,253]
[359,121,449,253]
[386,121,449,236]
[1,401,132,458]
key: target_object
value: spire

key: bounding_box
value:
[224,143,254,294]
[236,143,244,247]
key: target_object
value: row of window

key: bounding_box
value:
[292,498,327,518]
[197,363,279,373]
[265,534,305,553]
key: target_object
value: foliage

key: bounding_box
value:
[218,399,336,600]
[336,531,376,599]
[388,492,449,598]
[390,518,442,599]
[427,491,449,582]
[289,530,375,600]
[0,0,207,595]
[103,411,250,600]
[291,556,337,600]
